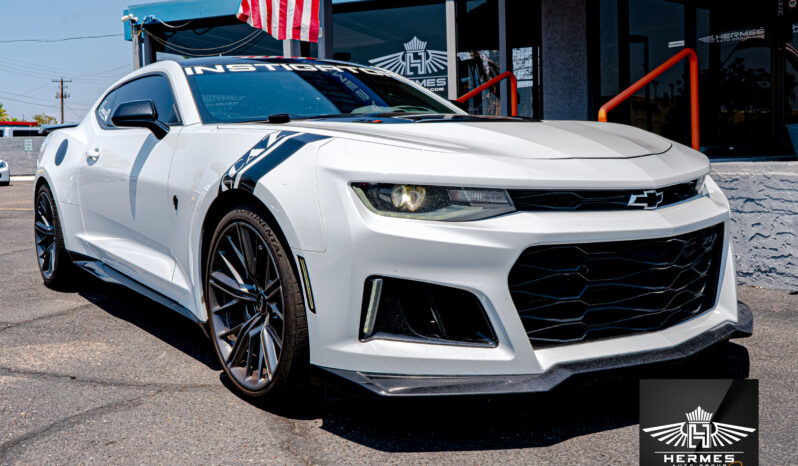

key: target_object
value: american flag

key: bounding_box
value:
[237,0,321,43]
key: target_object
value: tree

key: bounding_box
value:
[33,113,57,125]
[0,103,8,121]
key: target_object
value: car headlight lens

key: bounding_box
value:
[0,161,6,169]
[352,183,515,221]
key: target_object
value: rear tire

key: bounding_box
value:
[34,184,75,289]
[204,205,309,400]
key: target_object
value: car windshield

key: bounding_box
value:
[182,60,457,124]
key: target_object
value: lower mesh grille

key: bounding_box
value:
[508,224,724,348]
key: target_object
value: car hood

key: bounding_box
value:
[284,119,673,159]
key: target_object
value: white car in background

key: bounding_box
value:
[0,159,9,185]
[34,57,752,401]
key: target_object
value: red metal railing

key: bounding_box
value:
[598,47,700,151]
[457,71,518,117]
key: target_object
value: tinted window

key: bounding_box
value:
[11,129,39,137]
[183,61,456,124]
[96,75,181,130]
[95,91,117,129]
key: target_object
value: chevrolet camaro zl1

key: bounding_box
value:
[34,57,752,399]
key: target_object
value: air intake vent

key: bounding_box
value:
[508,224,724,348]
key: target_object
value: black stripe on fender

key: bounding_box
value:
[237,133,329,192]
[220,131,329,193]
[296,255,316,314]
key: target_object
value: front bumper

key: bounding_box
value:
[305,171,749,394]
[315,303,752,396]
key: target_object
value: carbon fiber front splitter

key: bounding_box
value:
[313,303,753,397]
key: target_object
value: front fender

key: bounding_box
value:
[177,128,332,322]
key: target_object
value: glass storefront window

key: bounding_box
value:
[696,2,774,156]
[333,0,449,98]
[455,0,541,118]
[782,9,798,156]
[457,0,501,115]
[598,0,687,142]
[596,0,797,159]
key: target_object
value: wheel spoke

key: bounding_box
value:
[262,326,279,375]
[35,221,54,237]
[264,278,280,298]
[225,314,261,367]
[44,243,55,273]
[213,298,240,315]
[236,225,258,282]
[209,271,257,302]
[266,323,282,350]
[226,231,250,281]
[268,302,284,323]
[219,251,246,288]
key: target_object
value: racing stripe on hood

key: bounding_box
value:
[221,131,330,193]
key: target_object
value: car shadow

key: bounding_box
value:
[67,273,751,452]
[308,341,750,452]
[71,273,221,371]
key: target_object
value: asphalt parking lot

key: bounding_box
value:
[1,179,796,465]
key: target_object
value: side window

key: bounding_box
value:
[96,75,182,130]
[95,90,117,129]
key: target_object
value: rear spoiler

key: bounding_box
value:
[39,123,78,136]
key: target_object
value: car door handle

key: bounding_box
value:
[86,148,101,162]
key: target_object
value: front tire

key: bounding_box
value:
[204,206,309,400]
[34,184,75,288]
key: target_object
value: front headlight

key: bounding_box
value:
[352,183,515,221]
[0,161,6,169]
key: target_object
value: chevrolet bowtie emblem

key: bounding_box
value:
[628,189,664,209]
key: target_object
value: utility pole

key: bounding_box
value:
[52,77,72,124]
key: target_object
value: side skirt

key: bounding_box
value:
[73,259,209,338]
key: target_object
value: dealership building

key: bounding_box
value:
[119,0,796,289]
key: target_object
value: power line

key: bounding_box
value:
[0,92,89,108]
[0,34,121,43]
[0,55,130,77]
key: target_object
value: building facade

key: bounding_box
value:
[123,0,797,289]
[125,0,798,160]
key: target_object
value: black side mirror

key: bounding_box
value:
[111,100,169,139]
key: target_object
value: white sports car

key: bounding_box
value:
[35,57,752,399]
[0,159,9,185]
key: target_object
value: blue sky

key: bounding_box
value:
[0,0,161,122]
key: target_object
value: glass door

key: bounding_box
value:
[696,1,776,157]
[454,0,542,118]
[782,4,798,156]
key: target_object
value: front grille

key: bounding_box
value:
[508,179,701,211]
[508,224,724,348]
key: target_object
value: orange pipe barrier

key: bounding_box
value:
[457,71,518,117]
[598,48,700,151]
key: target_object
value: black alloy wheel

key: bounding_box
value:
[34,184,74,288]
[205,207,308,398]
